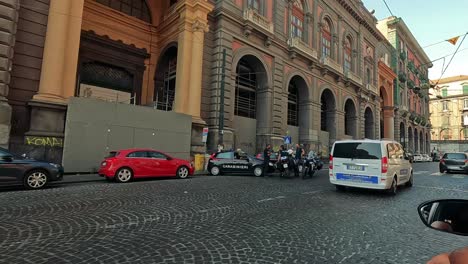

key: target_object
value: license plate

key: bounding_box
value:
[283,164,288,168]
[336,173,378,184]
[309,162,314,164]
[347,165,364,171]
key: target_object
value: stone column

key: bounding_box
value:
[383,107,395,139]
[187,20,209,123]
[256,85,273,152]
[0,0,19,149]
[173,0,213,117]
[33,0,84,102]
[298,99,316,144]
[335,110,345,140]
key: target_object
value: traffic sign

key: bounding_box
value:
[284,136,291,144]
[202,127,209,143]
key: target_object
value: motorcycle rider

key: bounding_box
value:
[262,144,272,177]
[277,145,289,176]
[294,144,305,177]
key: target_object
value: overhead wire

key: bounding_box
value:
[433,32,468,87]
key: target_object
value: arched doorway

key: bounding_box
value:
[380,88,385,139]
[287,75,309,145]
[344,99,357,139]
[420,131,424,154]
[408,127,413,152]
[233,55,269,154]
[426,132,430,153]
[400,122,406,149]
[364,107,374,139]
[414,128,419,153]
[154,45,178,111]
[320,89,336,152]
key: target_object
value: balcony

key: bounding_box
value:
[344,70,362,85]
[400,51,406,61]
[321,56,343,74]
[407,79,415,89]
[243,9,274,34]
[398,72,407,82]
[287,37,318,60]
[366,83,377,93]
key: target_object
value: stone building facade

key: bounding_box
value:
[206,0,395,156]
[4,0,403,163]
[377,16,432,154]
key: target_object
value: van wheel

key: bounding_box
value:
[335,185,346,192]
[388,177,397,195]
[405,173,413,187]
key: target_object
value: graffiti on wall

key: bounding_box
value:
[25,136,64,148]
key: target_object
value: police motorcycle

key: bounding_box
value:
[302,151,317,179]
[277,149,296,178]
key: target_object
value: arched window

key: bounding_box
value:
[247,0,260,13]
[235,60,257,119]
[344,36,352,73]
[291,0,304,39]
[321,19,332,58]
[287,82,299,126]
[96,0,151,23]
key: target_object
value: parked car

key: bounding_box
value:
[98,149,194,183]
[329,139,413,195]
[422,154,432,162]
[0,147,63,189]
[208,151,271,176]
[413,154,423,162]
[439,152,468,174]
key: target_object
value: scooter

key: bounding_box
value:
[417,199,468,262]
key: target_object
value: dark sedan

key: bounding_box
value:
[0,148,64,189]
[207,151,270,176]
[439,152,468,173]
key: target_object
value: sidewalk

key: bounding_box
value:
[59,171,209,184]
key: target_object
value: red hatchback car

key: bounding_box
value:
[98,149,194,183]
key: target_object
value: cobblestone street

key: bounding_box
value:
[0,162,467,264]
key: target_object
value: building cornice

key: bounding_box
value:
[386,17,432,67]
[335,0,384,41]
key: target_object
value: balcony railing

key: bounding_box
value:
[398,72,407,82]
[243,9,274,34]
[366,83,377,93]
[344,70,362,85]
[287,37,318,60]
[321,56,343,74]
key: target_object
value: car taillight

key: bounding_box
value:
[382,157,388,173]
[329,155,333,170]
[101,161,107,167]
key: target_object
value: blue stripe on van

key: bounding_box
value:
[336,173,378,184]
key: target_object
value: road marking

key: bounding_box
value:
[257,196,286,203]
[302,191,322,195]
[430,172,442,176]
[414,185,468,193]
[199,206,231,213]
[452,175,465,179]
[413,171,429,175]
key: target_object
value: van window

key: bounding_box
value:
[333,142,382,160]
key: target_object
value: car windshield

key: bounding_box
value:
[445,153,466,160]
[333,142,382,159]
[106,151,118,158]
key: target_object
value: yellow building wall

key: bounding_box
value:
[81,0,181,105]
[430,98,467,140]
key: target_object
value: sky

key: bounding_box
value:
[361,0,468,81]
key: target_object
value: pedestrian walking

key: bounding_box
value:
[263,144,272,176]
[294,143,305,177]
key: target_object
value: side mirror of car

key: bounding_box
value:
[418,199,468,236]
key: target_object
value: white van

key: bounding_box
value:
[329,139,413,195]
